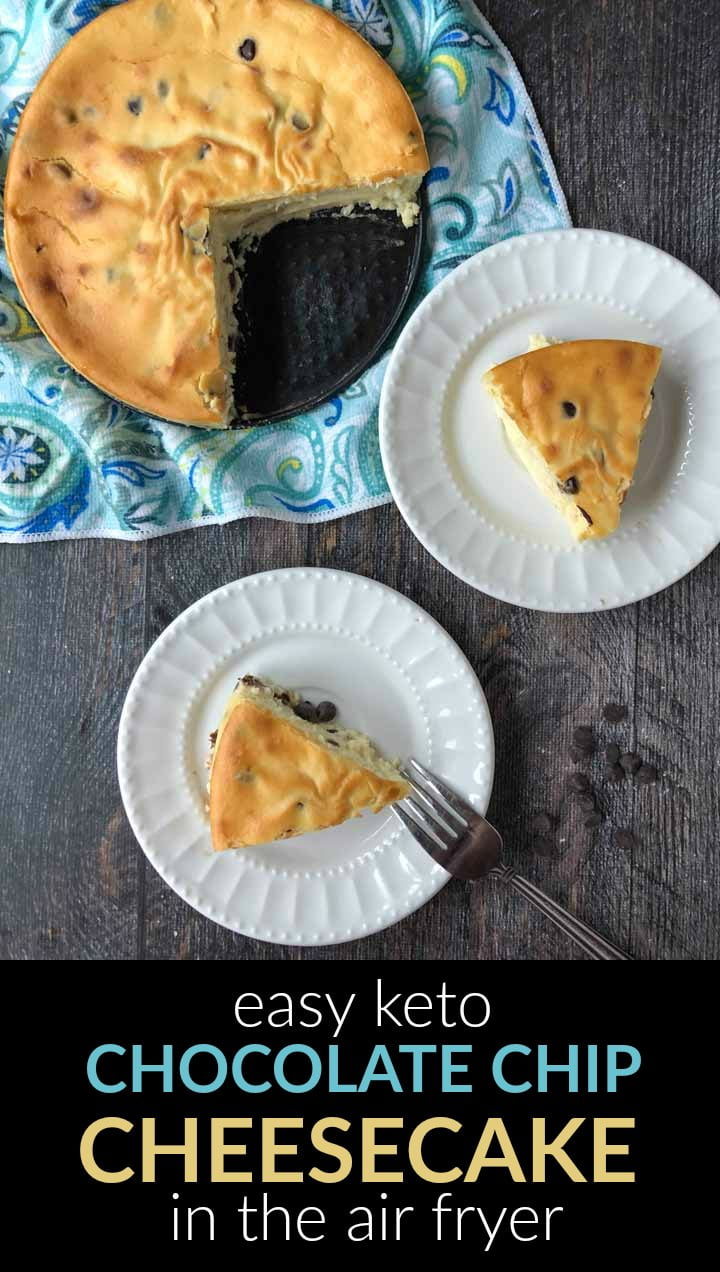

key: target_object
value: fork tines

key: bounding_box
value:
[397,758,470,858]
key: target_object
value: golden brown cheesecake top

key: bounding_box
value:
[4,0,428,425]
[482,339,662,539]
[209,697,409,850]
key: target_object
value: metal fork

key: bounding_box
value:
[394,758,633,961]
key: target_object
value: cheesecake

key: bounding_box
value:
[482,338,662,540]
[4,0,428,426]
[208,675,410,851]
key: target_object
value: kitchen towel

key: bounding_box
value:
[0,0,569,541]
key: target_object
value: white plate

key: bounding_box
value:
[117,568,493,946]
[380,229,720,612]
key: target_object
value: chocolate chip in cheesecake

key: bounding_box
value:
[619,751,642,775]
[577,507,593,526]
[603,702,628,723]
[157,79,169,98]
[293,700,318,723]
[560,475,580,495]
[606,742,621,764]
[198,143,211,159]
[239,37,256,60]
[314,700,337,723]
[636,763,658,784]
[561,400,577,418]
[127,96,143,115]
[291,111,310,131]
[241,674,264,688]
[209,730,217,747]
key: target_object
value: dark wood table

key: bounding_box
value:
[3,0,718,961]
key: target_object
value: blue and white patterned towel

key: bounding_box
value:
[0,0,569,541]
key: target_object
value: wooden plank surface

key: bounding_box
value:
[2,0,719,961]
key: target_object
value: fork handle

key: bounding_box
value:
[492,865,633,961]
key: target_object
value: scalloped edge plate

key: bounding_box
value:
[379,228,720,612]
[117,568,494,946]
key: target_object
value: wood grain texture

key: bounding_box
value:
[1,0,718,961]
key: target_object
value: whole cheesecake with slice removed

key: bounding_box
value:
[208,676,410,851]
[4,0,428,426]
[482,339,662,540]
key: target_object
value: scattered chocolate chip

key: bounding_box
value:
[198,142,211,159]
[577,794,596,813]
[293,700,318,723]
[606,742,621,763]
[573,725,595,753]
[530,811,553,834]
[297,802,304,809]
[157,79,169,98]
[326,739,339,747]
[276,691,291,705]
[326,727,338,734]
[569,744,588,763]
[606,763,625,782]
[65,108,78,124]
[561,400,577,418]
[636,763,658,784]
[578,507,593,525]
[560,475,580,494]
[603,702,628,722]
[315,700,337,723]
[291,111,310,131]
[584,811,603,829]
[620,751,642,775]
[127,97,143,115]
[241,674,264,688]
[209,730,217,746]
[239,37,256,60]
[568,772,591,793]
[615,828,638,851]
[534,836,556,857]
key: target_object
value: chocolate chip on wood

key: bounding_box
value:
[620,751,642,775]
[615,829,638,851]
[636,764,658,784]
[530,811,554,834]
[572,725,594,752]
[568,772,591,793]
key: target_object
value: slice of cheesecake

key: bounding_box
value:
[208,675,409,851]
[482,339,662,540]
